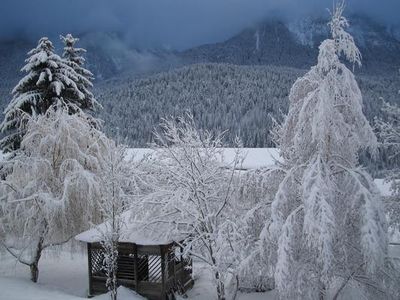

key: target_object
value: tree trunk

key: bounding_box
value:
[215,271,225,300]
[111,288,117,300]
[319,282,326,300]
[30,235,44,283]
[231,275,239,300]
[111,270,118,300]
[30,263,39,283]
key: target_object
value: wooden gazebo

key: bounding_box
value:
[76,216,194,300]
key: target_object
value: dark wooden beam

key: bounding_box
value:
[87,243,93,298]
[133,243,138,289]
[160,245,166,299]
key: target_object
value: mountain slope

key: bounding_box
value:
[181,21,317,69]
[95,63,399,147]
[96,63,300,147]
[181,16,400,75]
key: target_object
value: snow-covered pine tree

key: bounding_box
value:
[0,103,109,282]
[60,34,100,112]
[0,37,90,152]
[267,3,391,299]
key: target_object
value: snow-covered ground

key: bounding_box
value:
[1,243,399,300]
[0,275,144,300]
[0,248,88,300]
[0,248,275,300]
[1,246,398,300]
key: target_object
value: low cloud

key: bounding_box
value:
[0,0,399,49]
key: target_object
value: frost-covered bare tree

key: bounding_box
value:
[139,114,242,300]
[265,3,394,299]
[96,142,135,300]
[0,104,108,282]
[0,37,98,152]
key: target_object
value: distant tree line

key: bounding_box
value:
[95,63,399,150]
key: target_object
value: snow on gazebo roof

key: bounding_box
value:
[75,210,186,246]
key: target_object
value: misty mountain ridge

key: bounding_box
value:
[182,15,400,74]
[70,15,400,78]
[0,14,399,150]
[1,14,399,83]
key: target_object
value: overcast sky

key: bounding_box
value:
[1,0,399,49]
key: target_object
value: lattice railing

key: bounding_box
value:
[90,248,105,276]
[137,254,162,282]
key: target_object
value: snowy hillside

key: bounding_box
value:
[96,64,300,147]
[95,63,399,148]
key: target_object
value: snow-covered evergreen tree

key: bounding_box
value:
[60,34,100,112]
[0,104,108,282]
[266,3,391,299]
[0,37,92,152]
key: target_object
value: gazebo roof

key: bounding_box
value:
[75,210,185,246]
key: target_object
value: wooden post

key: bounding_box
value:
[160,245,166,299]
[180,245,184,286]
[172,244,176,286]
[87,243,93,298]
[133,244,138,290]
